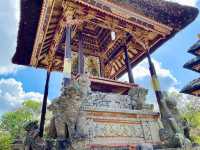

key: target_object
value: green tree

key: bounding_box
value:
[182,103,200,144]
[169,92,200,144]
[0,131,12,150]
[0,100,41,146]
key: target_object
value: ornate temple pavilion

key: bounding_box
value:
[12,0,199,149]
[181,39,200,97]
[13,0,198,78]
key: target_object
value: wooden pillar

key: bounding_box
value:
[147,51,182,133]
[63,26,72,86]
[78,31,84,74]
[146,51,163,110]
[39,71,51,137]
[123,45,134,83]
[100,56,105,77]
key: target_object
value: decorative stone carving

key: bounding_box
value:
[24,121,46,150]
[47,75,162,149]
[48,74,91,142]
[158,92,192,149]
[82,92,134,110]
[128,87,153,110]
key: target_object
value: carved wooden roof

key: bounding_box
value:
[184,57,200,73]
[188,40,200,56]
[12,0,199,79]
[181,78,200,97]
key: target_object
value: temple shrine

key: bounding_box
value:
[181,36,200,97]
[12,0,199,149]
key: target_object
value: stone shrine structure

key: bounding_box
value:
[45,75,197,150]
[47,75,161,149]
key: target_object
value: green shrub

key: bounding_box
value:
[191,135,200,144]
[0,131,12,150]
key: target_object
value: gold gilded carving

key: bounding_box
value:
[104,32,124,57]
[79,0,172,34]
[104,63,113,78]
[47,3,75,71]
[32,0,173,73]
[31,0,51,66]
[85,56,100,77]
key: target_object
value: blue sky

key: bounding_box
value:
[0,0,200,115]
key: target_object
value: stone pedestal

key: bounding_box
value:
[47,75,162,149]
[11,75,199,150]
[46,75,194,150]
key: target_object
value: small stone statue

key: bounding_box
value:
[128,87,152,110]
[24,121,46,150]
[158,92,192,148]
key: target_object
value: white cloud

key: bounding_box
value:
[120,58,178,84]
[0,0,21,75]
[0,65,23,75]
[0,78,45,115]
[119,58,179,112]
[168,86,179,93]
[13,0,20,23]
[167,0,198,6]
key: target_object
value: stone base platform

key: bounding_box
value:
[77,107,162,150]
[18,75,196,150]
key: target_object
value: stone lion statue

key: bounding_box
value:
[47,75,91,142]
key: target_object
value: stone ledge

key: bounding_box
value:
[156,147,200,150]
[80,106,159,115]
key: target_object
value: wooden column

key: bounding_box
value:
[123,45,134,83]
[63,26,72,86]
[147,51,182,133]
[39,71,51,137]
[100,56,105,77]
[78,31,84,74]
[146,51,162,106]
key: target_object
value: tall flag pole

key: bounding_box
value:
[39,71,51,137]
[63,26,72,87]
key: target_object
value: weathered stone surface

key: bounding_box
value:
[48,74,91,141]
[136,143,153,150]
[47,75,161,149]
[82,92,133,110]
[46,75,192,149]
[128,87,153,110]
[23,121,46,150]
[158,92,193,149]
[156,147,200,150]
[12,74,199,150]
[11,139,24,150]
